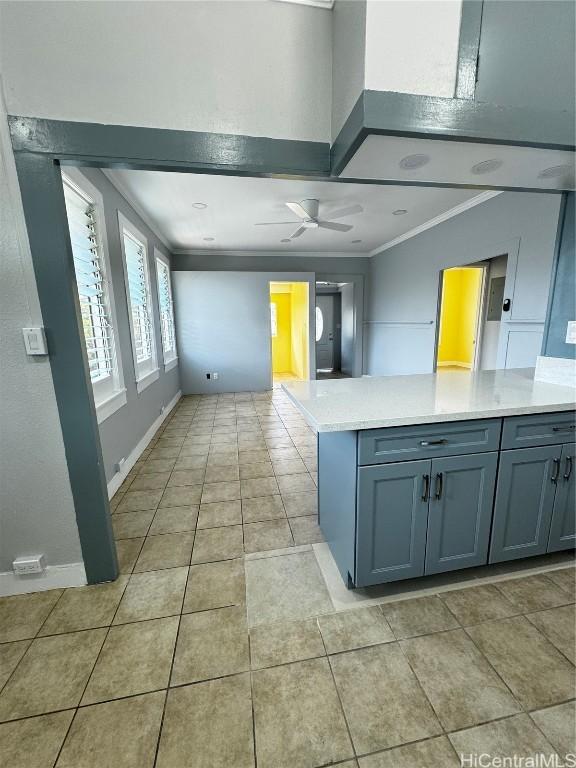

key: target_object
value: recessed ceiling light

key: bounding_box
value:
[471,159,503,175]
[537,164,573,179]
[392,209,408,216]
[280,239,290,243]
[399,154,430,170]
[203,237,215,242]
[192,202,207,209]
[351,239,362,243]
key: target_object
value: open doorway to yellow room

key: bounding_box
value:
[270,281,309,385]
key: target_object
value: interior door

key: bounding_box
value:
[316,294,335,371]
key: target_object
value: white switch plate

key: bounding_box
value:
[212,372,219,380]
[565,321,576,344]
[22,327,48,355]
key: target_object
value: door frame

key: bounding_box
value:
[315,273,364,378]
[268,277,315,386]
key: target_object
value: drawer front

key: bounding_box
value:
[501,411,576,450]
[358,419,502,466]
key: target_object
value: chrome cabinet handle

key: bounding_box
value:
[421,474,430,501]
[564,456,573,481]
[435,472,443,499]
[552,425,576,432]
[419,439,447,447]
[551,458,560,484]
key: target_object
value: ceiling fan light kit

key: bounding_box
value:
[254,198,364,240]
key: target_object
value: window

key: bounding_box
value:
[62,169,126,422]
[155,251,178,370]
[315,306,324,342]
[119,213,159,392]
[270,302,278,337]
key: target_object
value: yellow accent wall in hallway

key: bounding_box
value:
[271,292,292,374]
[437,267,483,367]
[270,282,309,379]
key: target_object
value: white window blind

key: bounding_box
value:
[155,255,177,365]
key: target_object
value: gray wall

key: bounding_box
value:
[340,282,355,375]
[173,271,314,394]
[366,192,562,376]
[332,0,366,139]
[0,89,82,574]
[543,193,576,360]
[78,168,180,482]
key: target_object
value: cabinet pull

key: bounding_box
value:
[435,472,443,499]
[564,456,573,481]
[419,439,447,447]
[552,425,576,432]
[421,474,430,501]
[551,458,560,484]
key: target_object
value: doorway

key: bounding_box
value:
[315,281,355,378]
[269,281,309,385]
[436,266,487,371]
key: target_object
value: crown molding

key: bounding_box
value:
[171,248,369,258]
[369,191,503,257]
[101,168,172,251]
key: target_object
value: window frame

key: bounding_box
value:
[154,249,178,371]
[118,211,159,393]
[61,167,127,423]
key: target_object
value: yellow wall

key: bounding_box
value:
[437,268,483,367]
[270,282,309,378]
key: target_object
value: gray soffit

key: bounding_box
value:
[455,0,484,100]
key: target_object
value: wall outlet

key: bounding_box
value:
[206,373,211,379]
[13,554,46,575]
[566,321,576,344]
[212,372,219,380]
[115,458,126,474]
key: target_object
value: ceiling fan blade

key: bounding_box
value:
[327,204,364,220]
[254,221,302,226]
[318,221,353,232]
[286,201,313,220]
[290,226,307,239]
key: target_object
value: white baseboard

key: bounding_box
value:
[0,562,87,597]
[107,390,182,499]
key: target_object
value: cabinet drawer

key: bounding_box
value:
[358,419,501,466]
[501,411,576,450]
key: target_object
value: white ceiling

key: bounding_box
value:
[341,135,575,191]
[104,169,483,254]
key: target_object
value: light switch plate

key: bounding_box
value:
[566,321,576,344]
[22,327,48,355]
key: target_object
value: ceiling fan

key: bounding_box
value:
[255,199,363,239]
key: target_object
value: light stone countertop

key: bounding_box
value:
[282,368,576,432]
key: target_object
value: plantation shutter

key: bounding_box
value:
[156,257,176,362]
[123,232,153,368]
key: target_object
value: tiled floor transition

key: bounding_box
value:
[0,389,574,767]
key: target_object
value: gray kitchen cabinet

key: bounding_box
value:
[356,460,430,586]
[425,452,498,575]
[548,443,576,552]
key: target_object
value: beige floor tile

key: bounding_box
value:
[401,629,520,731]
[525,603,575,662]
[381,595,460,639]
[319,606,394,654]
[82,616,179,704]
[240,461,274,480]
[244,519,294,554]
[277,474,316,494]
[160,485,202,507]
[0,640,30,688]
[174,455,207,471]
[129,471,171,491]
[140,457,177,474]
[206,452,239,467]
[359,736,461,768]
[289,514,324,545]
[197,500,242,529]
[112,510,154,539]
[0,589,62,643]
[116,489,163,513]
[204,464,240,483]
[242,495,286,523]
[133,531,194,573]
[531,701,576,758]
[167,468,206,487]
[449,714,557,764]
[330,643,442,754]
[57,692,165,768]
[0,629,106,721]
[0,710,74,768]
[179,444,210,458]
[252,657,353,768]
[115,537,144,574]
[149,505,198,535]
[183,558,245,613]
[439,583,519,625]
[495,573,572,612]
[171,605,249,685]
[39,577,129,635]
[250,618,325,669]
[240,476,280,499]
[281,491,318,517]
[268,447,300,461]
[547,567,576,599]
[239,449,270,465]
[157,674,254,768]
[201,481,241,504]
[467,616,576,709]
[245,551,332,627]
[113,567,188,624]
[149,446,180,460]
[272,458,307,476]
[191,524,244,564]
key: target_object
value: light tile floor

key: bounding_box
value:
[0,389,574,767]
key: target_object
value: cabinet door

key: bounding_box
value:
[356,460,430,587]
[425,453,498,575]
[548,443,576,552]
[490,446,559,563]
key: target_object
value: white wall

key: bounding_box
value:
[366,192,562,376]
[0,82,83,585]
[0,0,332,143]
